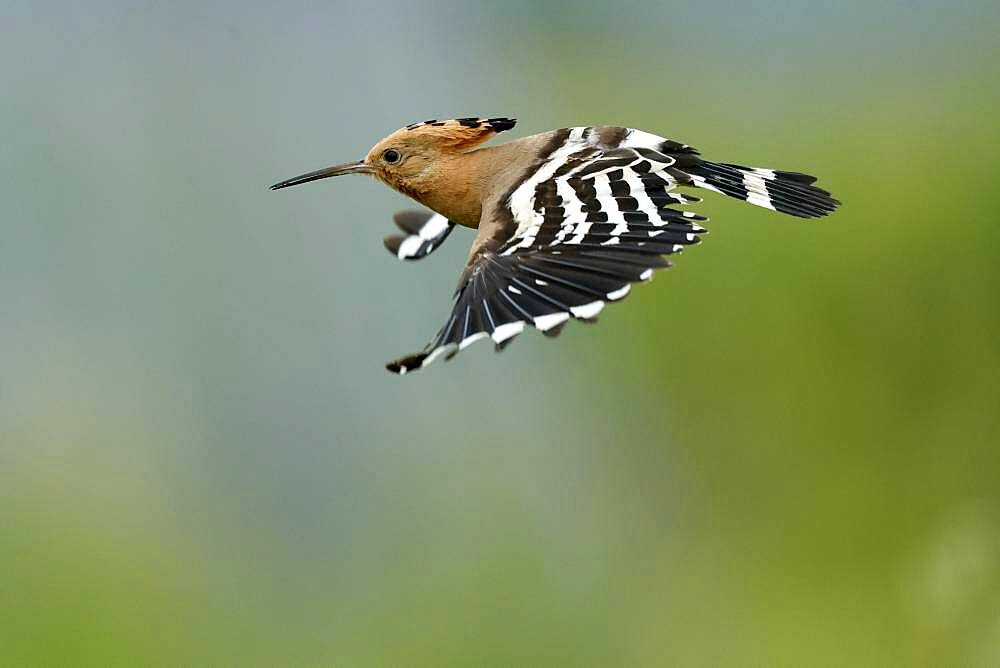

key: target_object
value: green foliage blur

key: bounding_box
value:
[2,1,998,665]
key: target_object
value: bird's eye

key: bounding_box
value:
[382,149,401,164]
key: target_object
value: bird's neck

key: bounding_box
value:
[406,147,503,229]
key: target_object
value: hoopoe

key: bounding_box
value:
[271,118,840,374]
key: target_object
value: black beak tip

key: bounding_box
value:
[268,160,368,192]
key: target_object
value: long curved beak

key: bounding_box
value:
[269,160,372,190]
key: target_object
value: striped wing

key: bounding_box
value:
[386,126,839,374]
[383,210,456,261]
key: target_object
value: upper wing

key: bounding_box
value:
[385,126,838,374]
[383,210,456,261]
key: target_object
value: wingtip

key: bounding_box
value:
[386,352,427,375]
[385,359,409,375]
[383,234,404,257]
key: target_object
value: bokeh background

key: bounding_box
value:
[3,1,999,665]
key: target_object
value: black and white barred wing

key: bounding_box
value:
[382,210,455,261]
[385,126,839,374]
[501,128,710,258]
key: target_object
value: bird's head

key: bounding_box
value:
[270,117,516,197]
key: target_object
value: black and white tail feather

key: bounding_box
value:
[387,126,839,374]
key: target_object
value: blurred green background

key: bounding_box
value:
[2,1,999,665]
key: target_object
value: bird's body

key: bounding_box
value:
[271,118,840,374]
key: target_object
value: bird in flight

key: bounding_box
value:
[271,118,839,374]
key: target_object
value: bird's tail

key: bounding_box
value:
[681,161,840,218]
